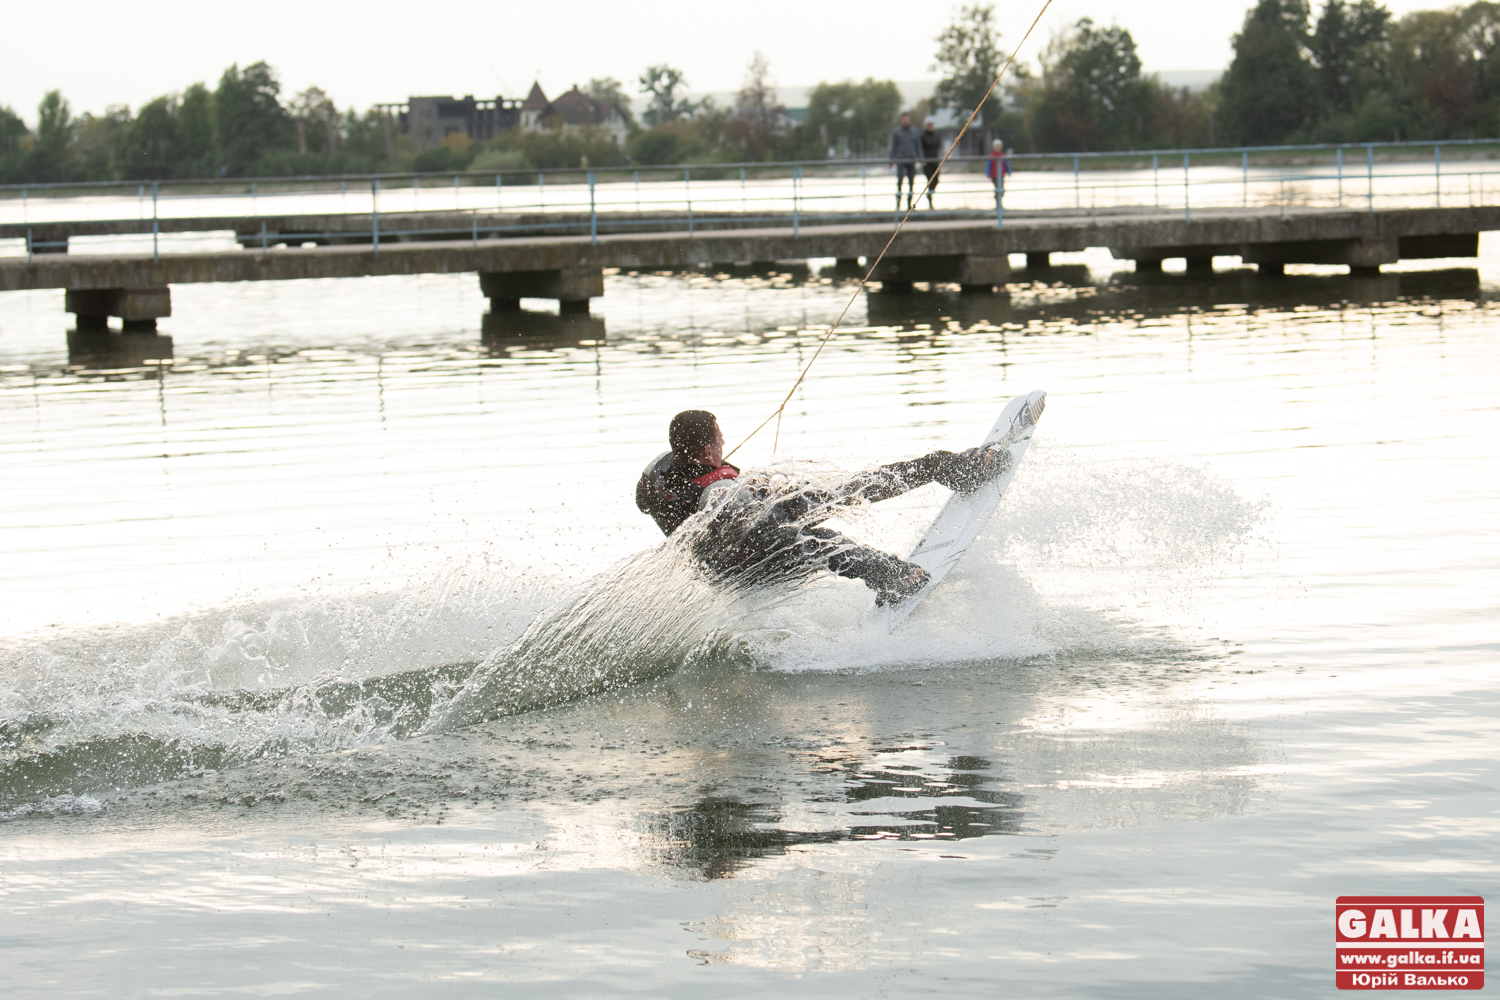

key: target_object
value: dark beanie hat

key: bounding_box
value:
[669,410,718,460]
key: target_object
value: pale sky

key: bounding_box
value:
[2,0,1449,124]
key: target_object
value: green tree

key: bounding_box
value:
[290,86,340,155]
[0,105,28,154]
[22,90,77,181]
[800,78,902,156]
[1031,18,1154,150]
[1315,0,1393,114]
[587,77,636,130]
[215,61,294,175]
[727,52,790,161]
[932,3,1011,113]
[74,105,132,179]
[177,83,218,176]
[1221,0,1319,144]
[639,65,697,126]
[118,97,180,179]
[0,105,29,183]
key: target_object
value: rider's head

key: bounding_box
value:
[670,410,724,466]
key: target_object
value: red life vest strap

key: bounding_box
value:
[690,465,739,488]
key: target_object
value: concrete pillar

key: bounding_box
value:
[479,267,603,314]
[1135,259,1163,273]
[1026,252,1051,269]
[1259,262,1286,276]
[1348,264,1382,276]
[65,286,172,332]
[1186,256,1214,273]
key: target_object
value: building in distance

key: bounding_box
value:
[388,83,629,151]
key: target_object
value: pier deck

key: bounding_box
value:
[3,206,1495,342]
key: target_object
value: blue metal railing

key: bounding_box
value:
[4,137,1500,260]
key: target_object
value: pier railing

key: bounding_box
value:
[3,138,1500,258]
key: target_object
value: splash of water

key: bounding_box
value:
[0,447,1270,815]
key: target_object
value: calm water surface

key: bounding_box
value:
[0,247,1496,997]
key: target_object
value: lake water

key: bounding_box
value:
[0,246,1496,996]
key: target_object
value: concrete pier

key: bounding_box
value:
[4,207,1497,345]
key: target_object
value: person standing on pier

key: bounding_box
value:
[889,112,923,211]
[920,118,945,209]
[987,139,1011,206]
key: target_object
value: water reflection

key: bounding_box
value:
[1114,264,1478,311]
[480,309,606,347]
[1018,262,1094,287]
[640,746,1023,880]
[865,289,1013,328]
[66,329,174,370]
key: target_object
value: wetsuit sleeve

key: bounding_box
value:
[833,448,1006,505]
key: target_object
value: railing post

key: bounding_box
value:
[1074,155,1080,209]
[588,170,597,245]
[686,167,693,237]
[1183,152,1190,222]
[260,219,267,253]
[372,177,381,252]
[152,180,160,261]
[1242,150,1249,207]
[860,162,867,212]
[26,225,32,261]
[538,171,544,208]
[740,165,746,212]
[1337,147,1344,208]
[1153,154,1159,208]
[413,172,419,209]
[633,169,641,212]
[996,168,1004,230]
[496,173,502,209]
[472,209,478,246]
[1367,144,1374,213]
[454,172,460,210]
[792,165,800,236]
[1435,144,1442,208]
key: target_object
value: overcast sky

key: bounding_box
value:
[3,0,1449,123]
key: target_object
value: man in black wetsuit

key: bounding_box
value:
[636,409,1008,606]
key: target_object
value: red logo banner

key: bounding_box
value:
[1337,896,1484,990]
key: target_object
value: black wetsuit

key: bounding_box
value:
[636,448,1005,599]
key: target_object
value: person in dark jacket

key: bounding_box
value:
[888,112,923,211]
[636,409,1009,606]
[919,118,944,209]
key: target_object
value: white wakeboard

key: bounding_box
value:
[874,389,1046,629]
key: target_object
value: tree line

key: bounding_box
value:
[2,0,1497,185]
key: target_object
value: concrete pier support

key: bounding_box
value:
[1026,252,1051,269]
[64,286,172,332]
[870,254,1010,293]
[479,267,603,314]
[1186,255,1215,273]
[1135,259,1163,273]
